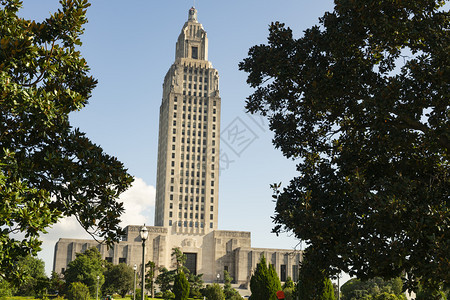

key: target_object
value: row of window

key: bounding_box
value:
[184,83,207,91]
[174,96,217,107]
[173,121,208,130]
[168,220,214,229]
[169,194,215,203]
[170,168,215,177]
[169,178,215,187]
[174,105,216,115]
[169,212,214,220]
[184,67,207,75]
[173,112,217,124]
[184,74,208,83]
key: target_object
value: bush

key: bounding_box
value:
[163,290,175,299]
[67,282,90,300]
[0,278,13,299]
[203,283,225,300]
[135,288,149,300]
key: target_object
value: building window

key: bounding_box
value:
[105,257,113,263]
[280,265,287,282]
[119,258,127,264]
[169,220,172,226]
[210,222,213,228]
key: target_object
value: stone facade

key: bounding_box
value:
[54,225,302,284]
[53,7,302,286]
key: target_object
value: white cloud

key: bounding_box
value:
[119,177,156,227]
[37,177,155,275]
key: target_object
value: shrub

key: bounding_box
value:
[67,282,90,300]
[163,290,175,299]
[203,283,225,300]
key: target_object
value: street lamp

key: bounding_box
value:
[133,264,137,300]
[140,225,149,300]
[96,275,99,300]
[216,273,220,283]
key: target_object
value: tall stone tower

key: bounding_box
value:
[154,7,221,235]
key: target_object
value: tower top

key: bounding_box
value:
[188,7,198,22]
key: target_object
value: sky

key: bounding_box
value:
[17,0,344,281]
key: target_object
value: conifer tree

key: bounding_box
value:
[173,271,189,300]
[249,255,278,300]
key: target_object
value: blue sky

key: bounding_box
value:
[18,0,339,278]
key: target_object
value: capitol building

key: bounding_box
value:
[53,7,302,286]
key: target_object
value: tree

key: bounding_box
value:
[249,255,278,300]
[0,0,133,286]
[173,271,190,300]
[103,263,133,298]
[239,0,449,294]
[64,247,105,296]
[172,247,187,274]
[223,270,243,300]
[14,255,47,296]
[283,277,295,300]
[341,278,406,300]
[145,260,157,298]
[297,260,335,300]
[67,282,90,300]
[155,267,176,293]
[49,271,65,295]
[203,283,225,300]
[187,272,204,298]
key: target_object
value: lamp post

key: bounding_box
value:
[96,275,99,300]
[133,264,137,300]
[140,225,149,300]
[216,273,220,284]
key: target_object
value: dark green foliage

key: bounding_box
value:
[416,286,448,300]
[64,247,104,296]
[0,277,13,298]
[249,255,279,300]
[223,270,243,300]
[341,277,406,300]
[283,287,295,300]
[283,276,295,290]
[145,260,157,298]
[135,288,149,300]
[103,263,133,298]
[297,260,335,300]
[67,282,90,300]
[162,290,175,299]
[203,283,225,300]
[49,271,65,295]
[373,292,407,300]
[156,267,176,293]
[14,255,48,296]
[283,276,296,300]
[173,271,190,300]
[239,0,449,294]
[187,272,204,298]
[0,0,133,286]
[268,263,282,294]
[172,247,187,274]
